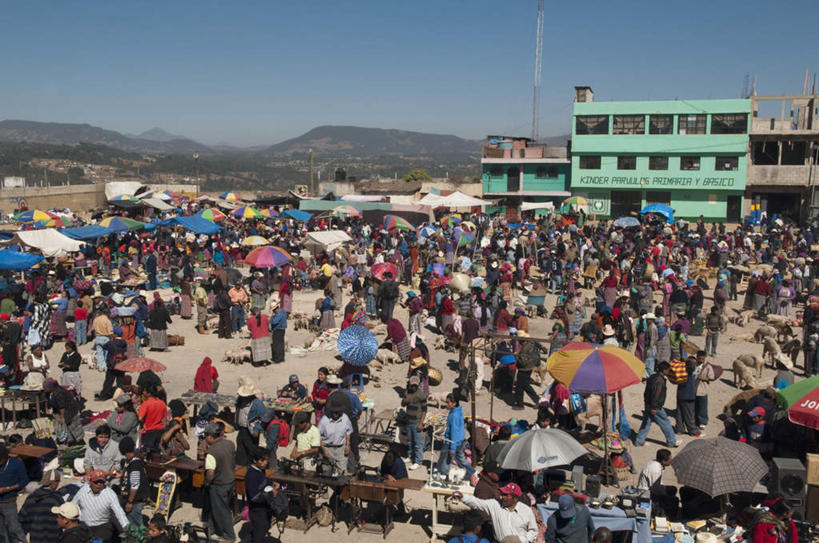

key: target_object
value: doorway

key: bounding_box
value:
[610,190,641,218]
[507,167,520,192]
[726,195,742,223]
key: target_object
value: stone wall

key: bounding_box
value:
[0,184,108,215]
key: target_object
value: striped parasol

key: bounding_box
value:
[244,246,293,268]
[232,206,263,219]
[331,205,362,217]
[384,215,414,231]
[219,192,242,201]
[776,375,819,429]
[440,214,462,227]
[196,209,227,222]
[259,208,279,218]
[14,209,58,222]
[98,216,149,232]
[546,342,644,394]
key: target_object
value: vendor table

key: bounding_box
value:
[179,390,235,419]
[538,502,652,543]
[10,444,56,459]
[341,477,425,538]
[422,484,474,542]
[0,389,48,430]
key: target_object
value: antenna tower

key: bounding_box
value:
[531,0,544,142]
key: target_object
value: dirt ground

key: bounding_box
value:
[14,278,794,542]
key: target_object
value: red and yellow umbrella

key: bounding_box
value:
[244,246,293,268]
[546,342,644,394]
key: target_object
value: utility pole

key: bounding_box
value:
[531,0,545,142]
[309,149,315,196]
[193,153,200,195]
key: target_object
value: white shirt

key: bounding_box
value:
[71,483,129,528]
[461,495,538,543]
[637,460,664,493]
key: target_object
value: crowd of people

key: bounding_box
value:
[0,203,816,543]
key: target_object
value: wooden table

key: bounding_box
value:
[341,477,425,538]
[179,390,235,419]
[422,484,474,542]
[10,444,56,459]
[0,389,48,430]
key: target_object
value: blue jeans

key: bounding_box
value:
[74,319,87,345]
[435,440,475,479]
[551,275,562,294]
[644,346,657,377]
[231,305,246,333]
[705,332,719,355]
[94,336,110,371]
[126,501,144,528]
[634,408,677,446]
[407,423,425,465]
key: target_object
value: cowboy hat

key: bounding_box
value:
[602,324,616,337]
[237,376,256,397]
[325,374,343,386]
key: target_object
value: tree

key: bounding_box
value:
[68,166,85,178]
[403,168,431,182]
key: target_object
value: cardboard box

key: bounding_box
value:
[807,453,819,486]
[807,485,819,523]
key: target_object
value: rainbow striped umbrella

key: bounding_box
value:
[232,206,262,219]
[546,342,644,394]
[259,208,279,218]
[460,220,477,231]
[242,236,269,247]
[455,231,475,248]
[332,205,361,217]
[36,216,78,229]
[384,215,414,231]
[244,246,293,268]
[110,194,142,203]
[440,214,462,227]
[14,209,58,222]
[195,209,227,222]
[98,216,148,232]
[219,192,242,201]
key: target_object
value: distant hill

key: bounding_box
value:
[0,120,209,154]
[128,127,186,143]
[265,125,480,157]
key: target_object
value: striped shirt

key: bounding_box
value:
[71,483,129,528]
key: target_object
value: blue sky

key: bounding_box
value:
[1,1,816,147]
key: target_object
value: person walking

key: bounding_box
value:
[513,333,546,409]
[693,351,716,431]
[401,375,427,470]
[91,309,113,371]
[203,422,236,542]
[634,362,678,448]
[433,393,476,484]
[675,357,699,437]
[19,469,64,543]
[704,306,723,357]
[147,299,172,352]
[193,278,209,334]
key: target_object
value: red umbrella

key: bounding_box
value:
[114,357,167,373]
[371,262,399,280]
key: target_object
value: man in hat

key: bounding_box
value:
[44,378,84,445]
[20,469,63,543]
[513,333,546,410]
[634,362,678,448]
[193,277,209,334]
[71,468,129,542]
[318,407,353,474]
[0,442,29,543]
[203,422,236,541]
[454,482,538,543]
[401,375,427,470]
[118,436,149,528]
[544,494,595,543]
[278,374,307,401]
[52,502,91,543]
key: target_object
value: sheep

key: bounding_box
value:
[729,310,756,327]
[222,348,251,365]
[574,394,604,432]
[754,326,778,343]
[732,354,763,389]
[762,337,784,368]
[375,348,402,365]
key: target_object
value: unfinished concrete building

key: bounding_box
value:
[747,94,819,222]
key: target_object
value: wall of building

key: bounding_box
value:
[0,184,108,214]
[482,163,570,193]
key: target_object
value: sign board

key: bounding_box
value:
[588,192,609,215]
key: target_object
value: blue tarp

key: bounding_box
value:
[0,249,44,271]
[61,225,116,240]
[164,215,222,235]
[283,209,312,222]
[639,203,674,223]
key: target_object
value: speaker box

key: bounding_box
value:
[585,475,602,499]
[770,457,806,520]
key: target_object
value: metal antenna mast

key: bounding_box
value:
[531,0,545,141]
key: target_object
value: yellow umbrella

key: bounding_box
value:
[461,220,477,231]
[242,236,269,247]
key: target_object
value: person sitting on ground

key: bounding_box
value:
[278,374,307,401]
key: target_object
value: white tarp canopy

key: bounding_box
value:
[520,201,555,211]
[105,181,143,201]
[341,195,385,202]
[142,197,175,211]
[418,191,490,208]
[304,230,353,252]
[11,228,85,257]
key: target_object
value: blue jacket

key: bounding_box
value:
[444,405,465,453]
[270,309,287,331]
[0,457,29,500]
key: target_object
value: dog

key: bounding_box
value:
[762,337,783,367]
[574,394,604,432]
[375,348,402,365]
[222,348,252,365]
[732,356,760,389]
[780,338,802,363]
[754,325,777,343]
[730,332,756,343]
[82,353,97,370]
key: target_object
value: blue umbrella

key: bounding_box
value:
[337,325,378,367]
[613,216,640,228]
[639,203,674,223]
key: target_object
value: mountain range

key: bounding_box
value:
[0,119,569,158]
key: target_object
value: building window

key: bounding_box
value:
[715,156,739,171]
[489,166,503,177]
[575,115,609,135]
[649,115,673,134]
[649,156,669,170]
[617,156,637,170]
[711,114,747,134]
[579,156,601,169]
[536,166,558,178]
[678,114,706,135]
[680,156,700,170]
[645,191,671,205]
[612,115,645,135]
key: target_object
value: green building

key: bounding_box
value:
[481,135,571,217]
[570,87,750,221]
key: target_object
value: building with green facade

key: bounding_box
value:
[570,87,750,221]
[481,135,571,217]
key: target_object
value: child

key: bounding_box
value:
[147,514,170,543]
[73,301,88,345]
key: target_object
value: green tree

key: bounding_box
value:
[68,166,85,178]
[403,168,431,182]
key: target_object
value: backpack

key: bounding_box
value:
[267,418,291,447]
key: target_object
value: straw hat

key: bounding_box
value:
[602,324,616,337]
[410,356,428,370]
[237,377,256,397]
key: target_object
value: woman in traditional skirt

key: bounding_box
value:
[148,297,172,351]
[179,281,193,319]
[279,280,293,314]
[247,309,271,366]
[319,289,336,330]
[386,318,411,363]
[50,293,69,340]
